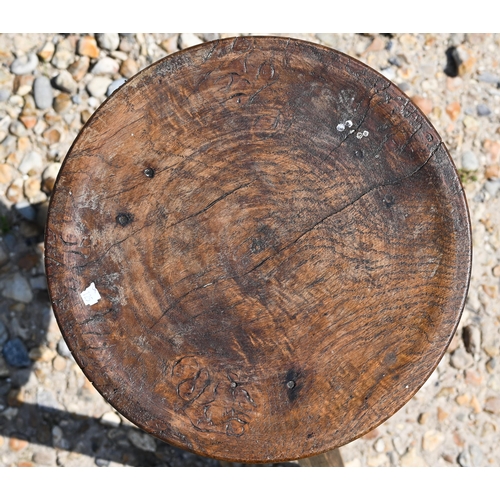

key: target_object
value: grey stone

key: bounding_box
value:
[33,448,57,466]
[0,320,8,346]
[10,53,38,75]
[95,458,110,467]
[87,76,113,98]
[0,88,10,102]
[127,429,157,452]
[30,275,47,290]
[477,103,491,116]
[33,76,54,110]
[52,425,70,449]
[461,151,479,171]
[462,325,481,354]
[458,450,471,467]
[9,120,27,137]
[1,273,34,303]
[106,78,126,96]
[96,33,120,51]
[202,33,220,42]
[9,317,29,340]
[57,337,72,358]
[18,150,43,175]
[91,57,119,75]
[0,240,9,267]
[14,201,37,221]
[485,180,500,198]
[469,445,485,466]
[2,338,30,367]
[478,72,500,84]
[53,70,77,93]
[0,355,9,377]
[450,347,474,370]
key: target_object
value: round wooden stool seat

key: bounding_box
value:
[45,37,471,463]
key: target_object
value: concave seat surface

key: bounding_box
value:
[45,37,471,463]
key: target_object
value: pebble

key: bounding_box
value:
[1,273,33,303]
[37,41,55,62]
[0,88,10,102]
[68,57,90,82]
[29,345,56,363]
[462,325,480,354]
[57,337,72,358]
[422,430,444,452]
[0,355,9,377]
[485,165,500,180]
[32,448,57,466]
[411,95,433,116]
[477,103,491,116]
[87,76,113,98]
[100,411,121,427]
[445,101,461,121]
[373,437,385,453]
[91,57,119,75]
[450,347,474,369]
[179,33,203,50]
[10,53,38,75]
[53,71,77,94]
[9,436,29,451]
[52,39,75,69]
[106,78,126,96]
[18,150,43,175]
[461,151,479,171]
[33,76,53,110]
[400,448,427,467]
[96,33,120,51]
[76,36,98,59]
[127,429,157,452]
[477,72,500,85]
[24,177,41,201]
[120,58,138,79]
[52,355,66,371]
[53,94,72,113]
[484,396,500,414]
[9,120,27,137]
[2,338,31,367]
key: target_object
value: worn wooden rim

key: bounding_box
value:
[45,36,472,463]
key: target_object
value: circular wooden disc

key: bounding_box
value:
[45,37,471,463]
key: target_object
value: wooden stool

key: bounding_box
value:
[45,36,471,464]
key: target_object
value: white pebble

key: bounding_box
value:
[336,123,345,132]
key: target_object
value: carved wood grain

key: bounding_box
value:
[45,36,471,463]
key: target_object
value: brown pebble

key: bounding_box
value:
[361,428,379,440]
[120,58,139,79]
[0,163,16,184]
[44,111,62,125]
[9,437,28,451]
[483,139,500,164]
[447,332,459,353]
[160,35,179,54]
[445,101,461,121]
[437,386,455,398]
[53,355,67,371]
[53,93,71,114]
[29,345,56,363]
[437,407,448,422]
[411,95,433,116]
[78,36,100,58]
[483,345,499,357]
[442,453,455,463]
[24,177,42,201]
[19,115,37,129]
[68,56,90,82]
[456,393,471,406]
[6,180,23,203]
[13,74,34,96]
[37,41,55,62]
[452,431,465,447]
[484,396,500,414]
[0,436,4,447]
[418,412,429,424]
[465,369,483,386]
[470,395,481,414]
[485,165,500,180]
[17,461,34,467]
[42,128,61,145]
[482,284,498,299]
[363,36,386,54]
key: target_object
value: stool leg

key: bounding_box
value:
[298,449,344,467]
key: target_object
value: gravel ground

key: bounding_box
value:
[0,33,499,467]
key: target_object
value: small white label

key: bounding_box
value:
[81,282,101,306]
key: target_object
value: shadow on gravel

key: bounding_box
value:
[0,201,296,467]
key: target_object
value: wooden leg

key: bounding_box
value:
[298,449,344,467]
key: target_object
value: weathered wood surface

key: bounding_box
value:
[45,37,471,463]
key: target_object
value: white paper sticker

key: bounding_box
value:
[81,282,101,306]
